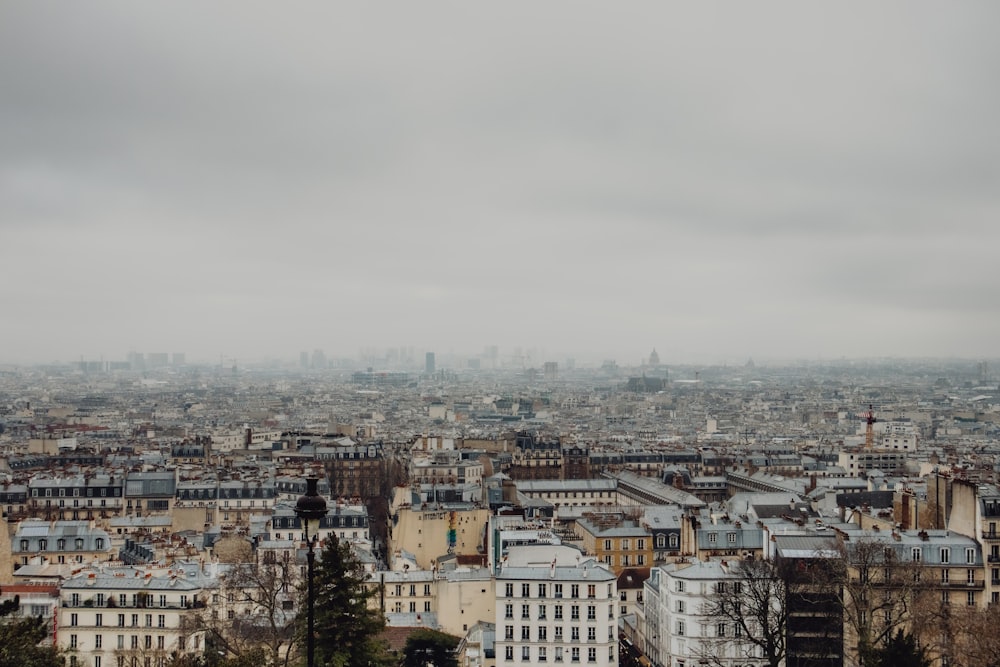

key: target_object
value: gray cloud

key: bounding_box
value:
[2,1,999,365]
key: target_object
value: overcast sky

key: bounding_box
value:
[2,2,999,367]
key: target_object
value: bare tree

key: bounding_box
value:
[701,558,789,667]
[949,604,1000,667]
[187,551,301,667]
[832,537,932,667]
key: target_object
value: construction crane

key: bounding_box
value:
[863,404,876,450]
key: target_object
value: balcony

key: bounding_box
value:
[938,580,985,590]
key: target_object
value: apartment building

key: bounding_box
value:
[575,516,653,573]
[495,554,618,667]
[56,565,208,667]
[12,519,113,569]
[642,560,764,667]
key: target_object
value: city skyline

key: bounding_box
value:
[3,2,999,365]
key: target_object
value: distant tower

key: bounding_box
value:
[544,361,558,381]
[864,404,876,450]
[425,352,436,374]
[648,348,660,366]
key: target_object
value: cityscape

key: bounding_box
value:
[3,3,1000,667]
[2,352,1000,667]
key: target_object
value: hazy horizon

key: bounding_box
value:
[3,2,999,366]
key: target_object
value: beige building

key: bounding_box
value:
[389,487,489,570]
[56,564,209,667]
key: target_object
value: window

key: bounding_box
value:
[622,539,630,550]
[912,547,922,562]
[555,626,563,640]
[604,539,612,551]
[708,534,717,543]
[117,635,124,649]
[656,535,666,549]
[409,585,416,597]
[676,620,685,635]
[968,569,977,584]
[505,583,514,597]
[571,585,579,599]
[539,647,547,662]
[70,635,78,649]
[96,613,103,627]
[522,583,530,597]
[941,548,951,564]
[505,604,513,620]
[71,613,78,627]
[587,627,596,641]
[637,538,645,550]
[717,623,726,637]
[571,648,580,663]
[637,554,646,565]
[505,625,514,640]
[728,533,737,544]
[676,580,686,592]
[539,626,547,640]
[118,614,125,627]
[571,605,580,620]
[95,634,102,649]
[587,605,596,620]
[522,604,530,619]
[587,648,596,663]
[572,627,580,641]
[587,585,596,599]
[967,548,977,564]
[505,646,514,661]
[968,591,977,606]
[554,584,563,598]
[942,569,950,584]
[669,534,679,548]
[555,647,564,662]
[538,604,547,620]
[539,584,547,598]
[131,636,139,649]
[521,626,530,641]
[555,605,563,620]
[676,600,685,613]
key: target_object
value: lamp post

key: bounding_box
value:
[295,477,329,667]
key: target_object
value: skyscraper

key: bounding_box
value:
[425,352,436,374]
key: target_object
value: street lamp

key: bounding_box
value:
[295,477,329,667]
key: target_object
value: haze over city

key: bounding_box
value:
[2,2,999,366]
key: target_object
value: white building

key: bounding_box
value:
[642,560,765,667]
[495,549,618,667]
[56,564,209,667]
